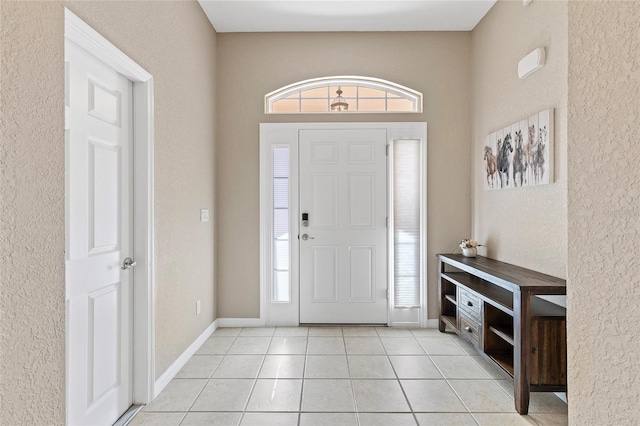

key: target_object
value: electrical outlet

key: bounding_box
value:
[200,209,209,222]
[196,300,201,315]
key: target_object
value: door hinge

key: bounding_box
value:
[386,144,390,156]
[386,217,389,228]
[386,288,390,299]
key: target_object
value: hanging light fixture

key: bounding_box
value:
[330,86,349,112]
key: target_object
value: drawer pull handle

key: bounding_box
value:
[465,326,472,333]
[467,301,473,307]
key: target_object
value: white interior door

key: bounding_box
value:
[299,129,388,324]
[65,39,133,426]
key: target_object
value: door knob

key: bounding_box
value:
[121,257,137,270]
[301,234,315,241]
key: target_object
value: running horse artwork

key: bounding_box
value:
[524,124,536,185]
[483,108,553,191]
[484,146,497,189]
[512,129,526,187]
[533,125,547,184]
[497,133,513,188]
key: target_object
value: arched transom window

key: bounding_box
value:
[265,76,423,114]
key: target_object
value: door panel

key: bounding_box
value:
[88,283,121,404]
[66,39,133,426]
[88,78,122,125]
[310,142,338,164]
[348,246,375,302]
[312,246,339,302]
[348,143,375,164]
[299,129,387,324]
[348,173,375,228]
[312,174,338,228]
[88,139,120,254]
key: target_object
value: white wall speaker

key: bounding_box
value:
[518,47,546,79]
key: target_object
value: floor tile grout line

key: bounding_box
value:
[184,328,245,418]
[175,410,188,426]
[342,327,361,426]
[377,326,412,416]
[427,352,451,381]
[240,329,273,416]
[467,352,512,383]
[491,376,519,400]
[447,376,529,415]
[384,340,420,424]
[468,412,484,426]
[182,367,214,414]
[297,328,310,425]
[177,375,213,416]
[443,377,474,416]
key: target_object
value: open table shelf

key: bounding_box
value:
[441,271,514,314]
[488,351,515,377]
[489,325,515,346]
[440,315,457,330]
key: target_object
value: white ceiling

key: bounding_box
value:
[198,1,497,33]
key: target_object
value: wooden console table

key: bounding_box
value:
[438,254,567,415]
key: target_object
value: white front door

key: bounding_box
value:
[65,39,133,426]
[299,129,388,324]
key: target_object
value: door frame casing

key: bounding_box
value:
[259,122,428,327]
[64,7,155,410]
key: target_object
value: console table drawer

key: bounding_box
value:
[459,288,481,319]
[459,312,481,347]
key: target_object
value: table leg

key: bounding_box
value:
[438,259,447,333]
[513,289,531,414]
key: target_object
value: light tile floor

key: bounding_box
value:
[132,327,568,426]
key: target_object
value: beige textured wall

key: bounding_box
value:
[1,1,217,423]
[1,2,66,423]
[217,32,472,318]
[471,0,568,290]
[567,1,640,423]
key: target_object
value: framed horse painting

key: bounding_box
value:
[484,108,554,191]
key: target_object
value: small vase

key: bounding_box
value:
[462,247,477,258]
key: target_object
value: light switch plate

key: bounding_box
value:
[200,209,209,222]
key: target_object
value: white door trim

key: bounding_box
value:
[386,126,429,328]
[65,8,155,406]
[259,122,427,327]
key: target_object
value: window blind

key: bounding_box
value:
[393,140,421,308]
[272,147,290,302]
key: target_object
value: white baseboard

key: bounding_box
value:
[387,320,438,328]
[266,321,299,327]
[215,318,437,328]
[154,320,218,398]
[216,317,266,328]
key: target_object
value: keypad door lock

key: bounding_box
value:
[302,212,309,227]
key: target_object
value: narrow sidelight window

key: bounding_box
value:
[272,147,291,302]
[393,140,421,308]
